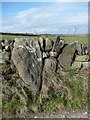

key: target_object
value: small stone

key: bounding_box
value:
[50,51,57,57]
[83,112,87,115]
[43,52,48,58]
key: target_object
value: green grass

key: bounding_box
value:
[41,74,88,112]
[61,36,88,44]
[64,67,76,77]
[0,35,38,40]
[3,98,24,116]
[42,96,64,112]
[63,75,88,110]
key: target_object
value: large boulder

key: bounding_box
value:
[11,38,43,95]
[58,43,75,69]
[58,41,81,69]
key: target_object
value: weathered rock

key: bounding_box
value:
[11,38,43,95]
[43,52,48,58]
[38,37,44,51]
[0,40,5,51]
[0,41,2,51]
[52,36,65,57]
[14,38,31,48]
[72,61,90,69]
[82,61,90,68]
[44,37,53,52]
[0,52,4,64]
[52,36,61,52]
[4,40,15,61]
[38,36,53,52]
[43,57,58,72]
[72,61,83,69]
[4,39,12,48]
[81,44,88,55]
[4,39,10,45]
[50,51,57,57]
[81,44,85,55]
[74,41,81,55]
[58,41,81,69]
[75,55,89,62]
[2,51,10,62]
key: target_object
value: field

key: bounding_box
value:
[0,34,88,44]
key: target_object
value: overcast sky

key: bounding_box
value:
[1,2,88,34]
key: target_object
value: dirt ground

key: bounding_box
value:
[23,109,88,118]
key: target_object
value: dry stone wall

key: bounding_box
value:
[1,36,89,95]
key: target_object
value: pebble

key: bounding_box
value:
[83,112,87,115]
[34,116,37,118]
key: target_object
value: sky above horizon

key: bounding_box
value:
[1,2,88,34]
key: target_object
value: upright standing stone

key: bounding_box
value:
[38,36,45,51]
[11,38,43,95]
[52,36,65,57]
[52,36,60,52]
[44,37,53,52]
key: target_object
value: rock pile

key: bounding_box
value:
[11,37,64,95]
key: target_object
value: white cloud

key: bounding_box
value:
[2,2,88,34]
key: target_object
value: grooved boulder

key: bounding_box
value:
[11,38,43,95]
[43,57,58,72]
